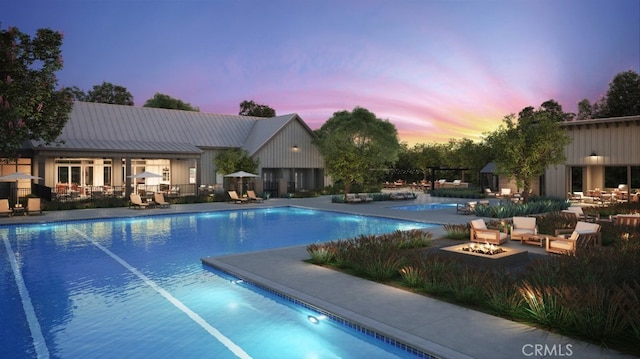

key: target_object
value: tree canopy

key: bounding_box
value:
[143,92,199,111]
[83,81,134,105]
[239,100,276,117]
[213,148,259,175]
[484,105,571,202]
[579,70,640,119]
[0,25,73,158]
[315,107,401,195]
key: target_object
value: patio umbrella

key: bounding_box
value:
[224,171,258,193]
[0,172,43,205]
[0,172,43,181]
[127,171,163,195]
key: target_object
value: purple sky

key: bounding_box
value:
[4,0,639,145]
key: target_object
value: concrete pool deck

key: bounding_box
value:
[1,194,631,358]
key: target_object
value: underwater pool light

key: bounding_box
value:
[307,314,327,324]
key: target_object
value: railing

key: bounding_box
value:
[51,184,198,202]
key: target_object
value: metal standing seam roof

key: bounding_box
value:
[31,102,307,154]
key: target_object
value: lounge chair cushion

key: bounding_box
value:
[470,219,486,230]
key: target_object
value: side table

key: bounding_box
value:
[521,234,545,247]
[12,207,26,216]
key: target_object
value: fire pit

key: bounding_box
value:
[461,242,505,255]
[439,243,528,267]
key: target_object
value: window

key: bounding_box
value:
[571,167,583,192]
[605,166,628,188]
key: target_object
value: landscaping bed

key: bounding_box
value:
[306,227,640,356]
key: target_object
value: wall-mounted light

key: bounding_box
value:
[292,145,299,152]
[590,151,597,157]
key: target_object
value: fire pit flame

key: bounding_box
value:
[461,242,506,255]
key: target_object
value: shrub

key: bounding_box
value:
[473,198,570,218]
[443,223,470,240]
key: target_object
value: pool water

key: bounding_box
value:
[1,207,435,358]
[390,203,457,211]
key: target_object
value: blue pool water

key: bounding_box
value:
[390,203,457,211]
[1,207,436,358]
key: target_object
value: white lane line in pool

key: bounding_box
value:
[70,228,251,359]
[2,234,51,359]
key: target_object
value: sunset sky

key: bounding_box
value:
[4,0,639,145]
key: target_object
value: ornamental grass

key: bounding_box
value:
[307,229,640,355]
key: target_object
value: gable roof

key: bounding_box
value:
[32,102,314,155]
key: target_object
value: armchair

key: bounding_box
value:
[510,216,537,241]
[546,221,601,255]
[470,219,508,245]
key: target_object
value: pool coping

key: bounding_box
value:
[202,246,465,359]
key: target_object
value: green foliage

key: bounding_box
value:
[305,229,433,281]
[143,92,199,111]
[472,198,569,218]
[238,100,275,117]
[592,70,640,118]
[0,24,74,158]
[429,188,483,198]
[213,148,259,175]
[484,106,571,201]
[84,81,134,105]
[315,107,401,195]
[443,223,470,240]
[308,229,640,354]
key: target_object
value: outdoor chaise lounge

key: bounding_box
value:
[510,216,537,241]
[500,188,512,198]
[546,221,601,255]
[247,190,263,203]
[456,201,476,215]
[154,193,171,208]
[228,191,249,204]
[26,198,42,215]
[470,218,508,245]
[0,198,13,217]
[130,193,151,209]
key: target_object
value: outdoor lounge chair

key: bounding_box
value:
[470,219,508,245]
[500,188,512,198]
[456,201,476,215]
[0,198,13,217]
[562,206,598,222]
[345,193,362,203]
[154,193,171,208]
[246,190,263,203]
[615,214,640,227]
[546,221,601,255]
[484,188,497,197]
[129,193,151,209]
[26,198,42,215]
[228,191,248,204]
[510,216,537,241]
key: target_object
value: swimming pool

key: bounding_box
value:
[390,203,457,211]
[1,207,436,358]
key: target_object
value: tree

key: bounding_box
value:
[411,143,445,182]
[68,85,87,101]
[591,70,640,118]
[600,70,640,118]
[143,92,199,111]
[315,107,401,197]
[576,98,593,121]
[84,81,134,105]
[239,100,275,117]
[213,148,260,190]
[0,25,73,158]
[484,109,571,202]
